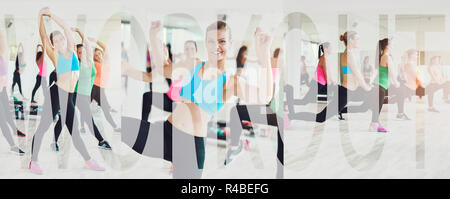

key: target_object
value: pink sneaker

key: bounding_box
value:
[29,161,43,175]
[86,160,105,171]
[369,123,388,133]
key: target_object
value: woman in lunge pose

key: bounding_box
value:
[121,20,274,178]
[288,32,391,132]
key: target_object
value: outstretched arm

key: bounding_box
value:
[149,21,166,72]
[38,8,56,65]
[72,27,88,66]
[225,28,273,105]
[49,9,75,53]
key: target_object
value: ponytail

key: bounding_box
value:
[318,44,324,59]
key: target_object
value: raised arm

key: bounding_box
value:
[48,9,75,53]
[149,21,166,71]
[38,8,56,65]
[72,27,88,66]
[17,43,26,66]
[95,39,108,61]
[226,28,273,105]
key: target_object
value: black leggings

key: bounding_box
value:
[49,71,57,86]
[289,85,381,123]
[285,82,331,114]
[91,85,117,128]
[31,85,91,161]
[228,105,284,168]
[121,117,205,179]
[54,93,105,143]
[11,71,23,95]
[31,75,42,102]
[141,91,174,121]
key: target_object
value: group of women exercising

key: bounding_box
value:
[0,7,448,178]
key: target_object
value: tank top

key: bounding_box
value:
[379,65,389,89]
[179,62,228,115]
[56,51,79,75]
[315,65,326,85]
[75,61,96,96]
[38,62,48,77]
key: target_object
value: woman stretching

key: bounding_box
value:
[52,28,112,150]
[426,56,450,112]
[30,7,104,174]
[285,42,345,120]
[225,47,285,165]
[288,32,389,132]
[11,43,26,98]
[90,39,120,132]
[31,44,48,103]
[121,21,273,178]
[389,49,420,120]
[141,40,201,121]
[0,26,26,155]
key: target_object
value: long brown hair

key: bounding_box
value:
[376,38,389,66]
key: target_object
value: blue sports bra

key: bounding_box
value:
[341,50,360,75]
[56,51,79,75]
[180,62,228,115]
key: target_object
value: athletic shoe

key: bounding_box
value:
[16,130,26,137]
[224,142,243,166]
[86,159,105,171]
[98,141,112,150]
[369,123,388,133]
[337,113,345,120]
[29,161,43,175]
[10,146,25,156]
[396,113,411,120]
[428,107,440,113]
[50,143,59,152]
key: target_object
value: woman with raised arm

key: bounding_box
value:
[225,47,285,165]
[11,43,26,98]
[121,21,273,178]
[140,40,202,121]
[30,44,48,103]
[0,26,26,155]
[52,28,112,150]
[30,7,104,174]
[90,37,120,132]
[288,32,391,132]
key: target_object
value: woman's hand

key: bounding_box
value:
[149,21,162,38]
[254,28,271,67]
[39,7,51,17]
